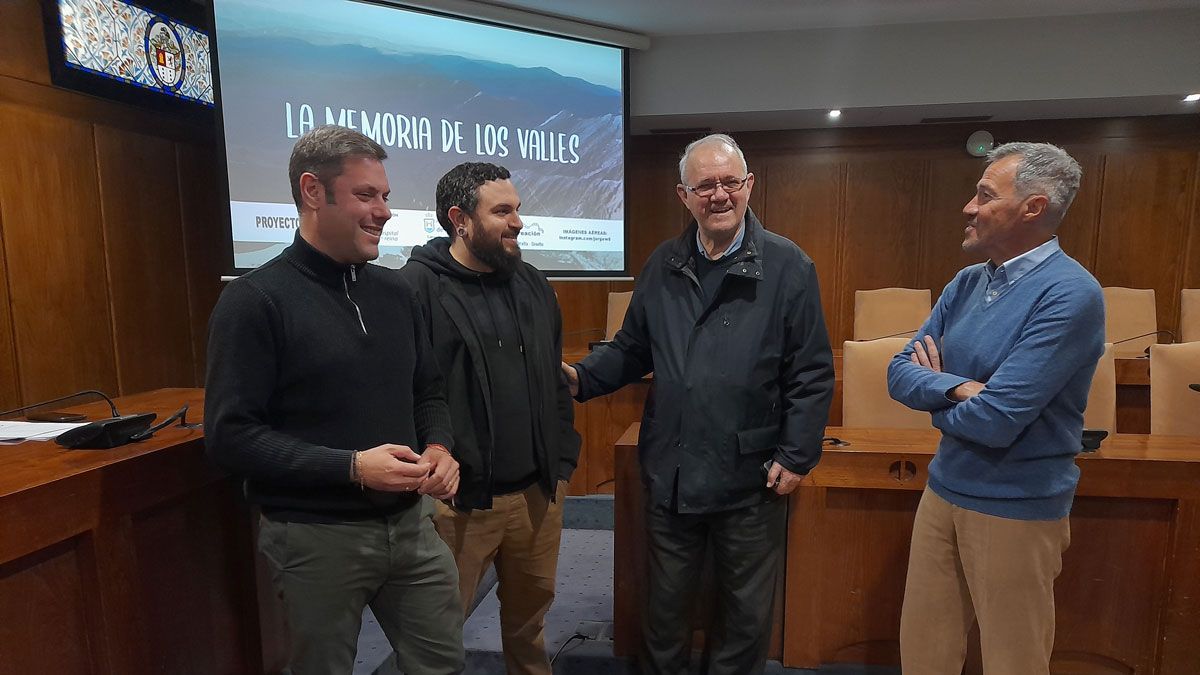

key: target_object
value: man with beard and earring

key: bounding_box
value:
[399,162,580,675]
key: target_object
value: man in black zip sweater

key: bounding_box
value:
[205,126,464,674]
[399,162,580,675]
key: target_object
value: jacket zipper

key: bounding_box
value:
[345,267,367,335]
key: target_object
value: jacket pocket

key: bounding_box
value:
[737,425,780,455]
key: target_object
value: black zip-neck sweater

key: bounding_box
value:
[204,233,454,520]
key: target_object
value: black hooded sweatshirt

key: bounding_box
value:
[399,238,580,510]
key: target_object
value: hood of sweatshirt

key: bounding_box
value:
[407,237,515,284]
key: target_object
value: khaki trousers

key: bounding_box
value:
[900,487,1071,675]
[434,481,566,675]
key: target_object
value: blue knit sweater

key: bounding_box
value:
[887,248,1104,520]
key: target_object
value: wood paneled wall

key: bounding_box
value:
[3,0,1199,413]
[573,118,1200,351]
[0,0,222,411]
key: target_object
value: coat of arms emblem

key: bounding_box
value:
[144,17,185,90]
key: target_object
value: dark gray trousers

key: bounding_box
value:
[258,497,464,675]
[640,496,786,675]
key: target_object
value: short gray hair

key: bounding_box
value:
[288,125,388,209]
[678,133,748,184]
[986,142,1082,225]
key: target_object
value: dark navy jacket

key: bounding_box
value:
[575,210,834,514]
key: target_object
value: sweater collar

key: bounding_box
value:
[986,237,1061,286]
[283,231,367,288]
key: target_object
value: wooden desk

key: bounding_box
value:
[573,352,1154,496]
[567,351,843,495]
[0,389,264,675]
[614,424,1200,674]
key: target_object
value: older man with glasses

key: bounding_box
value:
[562,133,834,675]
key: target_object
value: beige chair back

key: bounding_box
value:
[605,291,633,341]
[1103,287,1157,358]
[1180,289,1200,343]
[1150,342,1200,437]
[853,288,932,341]
[1083,343,1116,433]
[842,338,931,429]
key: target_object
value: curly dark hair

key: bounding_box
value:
[435,162,512,237]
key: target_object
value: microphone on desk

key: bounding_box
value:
[857,328,922,341]
[1111,330,1176,356]
[1080,428,1109,453]
[55,413,159,449]
[54,403,198,449]
[0,389,120,420]
[0,389,159,450]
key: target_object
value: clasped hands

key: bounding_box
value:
[355,444,460,499]
[911,335,984,401]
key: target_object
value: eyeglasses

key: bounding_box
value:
[682,175,751,198]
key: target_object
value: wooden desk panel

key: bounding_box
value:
[613,425,1200,674]
[1116,357,1151,386]
[787,429,1200,673]
[1115,357,1151,433]
[0,389,263,675]
[579,352,1149,497]
[612,423,644,657]
[567,351,843,495]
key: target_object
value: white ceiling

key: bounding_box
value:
[485,0,1200,37]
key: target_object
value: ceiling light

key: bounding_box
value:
[1184,93,1200,102]
[827,109,842,119]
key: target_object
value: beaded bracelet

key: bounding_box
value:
[351,451,364,490]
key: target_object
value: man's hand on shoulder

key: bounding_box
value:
[561,362,580,397]
[356,444,429,492]
[416,444,459,500]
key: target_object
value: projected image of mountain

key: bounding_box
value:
[218,35,623,220]
[213,0,626,273]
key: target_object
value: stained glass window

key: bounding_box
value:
[58,0,214,106]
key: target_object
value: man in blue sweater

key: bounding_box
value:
[887,142,1104,675]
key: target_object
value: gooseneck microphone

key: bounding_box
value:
[0,389,180,450]
[0,389,120,419]
[859,328,922,341]
[1111,330,1176,345]
[1111,330,1177,356]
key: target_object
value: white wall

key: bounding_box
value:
[630,10,1200,121]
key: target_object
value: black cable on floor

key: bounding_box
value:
[549,632,588,665]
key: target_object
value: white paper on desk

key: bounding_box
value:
[0,420,89,442]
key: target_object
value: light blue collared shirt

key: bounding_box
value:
[696,220,746,260]
[982,237,1061,304]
